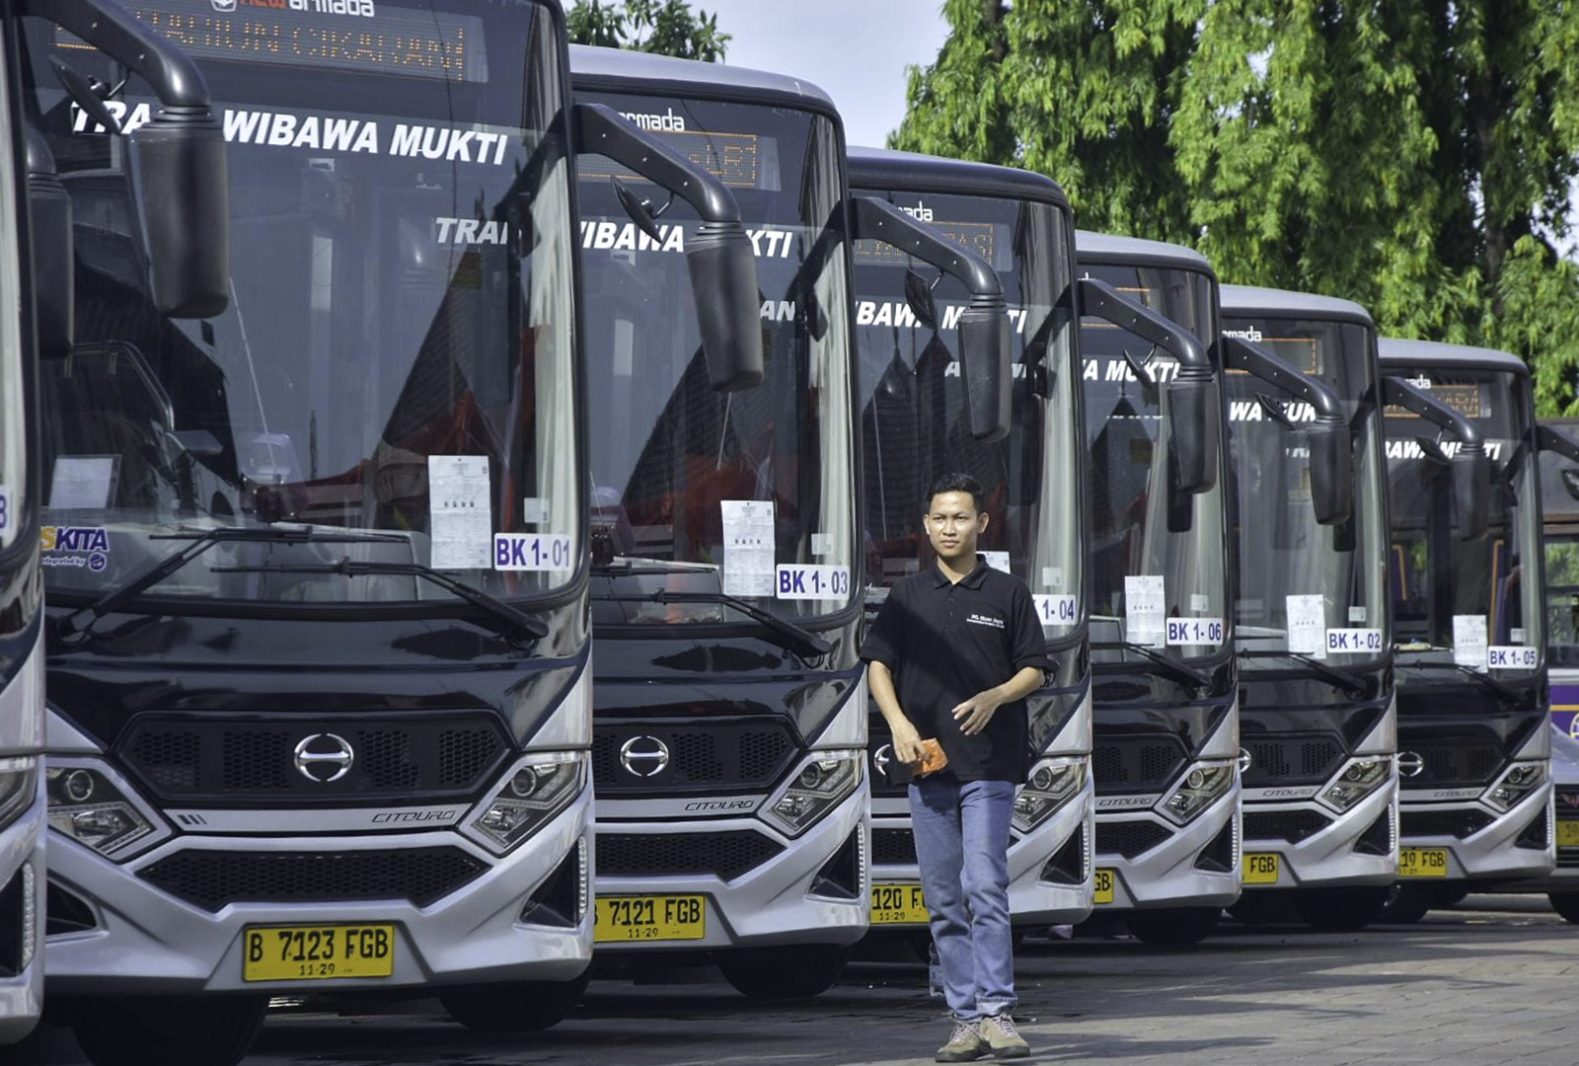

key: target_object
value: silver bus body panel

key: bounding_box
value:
[0,645,44,1042]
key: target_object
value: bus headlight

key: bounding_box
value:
[1321,758,1391,813]
[761,752,862,837]
[0,756,36,834]
[1486,761,1547,813]
[1013,758,1086,833]
[469,753,586,855]
[1158,761,1234,825]
[46,765,160,858]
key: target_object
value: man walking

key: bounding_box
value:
[863,473,1049,1061]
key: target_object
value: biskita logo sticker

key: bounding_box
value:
[40,526,109,572]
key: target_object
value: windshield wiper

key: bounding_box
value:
[1394,655,1522,700]
[55,525,407,642]
[1091,640,1211,688]
[1237,649,1368,697]
[590,559,834,657]
[211,558,548,644]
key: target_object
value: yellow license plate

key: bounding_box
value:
[870,882,928,925]
[1398,846,1450,878]
[1558,820,1579,847]
[1242,852,1281,886]
[594,894,705,943]
[242,924,395,982]
[1094,867,1116,905]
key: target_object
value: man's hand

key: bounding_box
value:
[951,689,1007,736]
[889,717,925,765]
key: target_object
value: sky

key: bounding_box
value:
[698,0,950,148]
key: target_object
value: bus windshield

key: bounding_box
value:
[577,92,856,624]
[1223,317,1388,667]
[25,0,581,609]
[1386,368,1543,675]
[853,189,1083,643]
[1080,262,1229,665]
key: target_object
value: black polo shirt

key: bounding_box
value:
[860,557,1050,783]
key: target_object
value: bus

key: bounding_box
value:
[1073,232,1239,944]
[569,49,1012,998]
[21,4,759,1063]
[848,148,1093,934]
[1380,338,1554,922]
[1219,285,1398,930]
[1494,418,1579,920]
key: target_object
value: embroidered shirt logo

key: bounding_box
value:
[966,613,1005,630]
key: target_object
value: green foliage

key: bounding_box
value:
[567,0,730,62]
[894,0,1579,413]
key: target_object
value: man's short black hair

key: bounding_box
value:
[927,472,984,512]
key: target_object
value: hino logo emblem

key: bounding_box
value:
[1237,748,1252,774]
[873,744,893,775]
[294,733,354,783]
[619,736,670,777]
[1397,751,1425,778]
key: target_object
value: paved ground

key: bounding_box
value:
[14,895,1579,1066]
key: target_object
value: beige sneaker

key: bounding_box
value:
[979,1013,1030,1058]
[935,1019,987,1062]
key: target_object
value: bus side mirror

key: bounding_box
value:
[1452,443,1491,541]
[1165,374,1218,494]
[1306,417,1354,526]
[130,116,230,318]
[25,129,72,359]
[957,303,1012,442]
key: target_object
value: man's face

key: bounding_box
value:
[924,490,987,563]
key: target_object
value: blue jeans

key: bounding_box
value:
[909,776,1016,1021]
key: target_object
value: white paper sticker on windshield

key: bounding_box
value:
[1042,567,1065,590]
[50,456,118,511]
[1190,592,1210,613]
[1035,595,1078,628]
[1167,617,1224,646]
[1511,627,1527,644]
[982,551,1011,573]
[1453,614,1489,670]
[493,533,573,571]
[1286,594,1327,657]
[521,497,550,525]
[1327,628,1383,655]
[1488,645,1538,670]
[428,455,491,571]
[721,500,775,598]
[1125,575,1166,647]
[810,533,832,557]
[775,564,849,600]
[1348,606,1368,624]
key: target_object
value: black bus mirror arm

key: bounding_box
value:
[851,196,1011,441]
[573,102,763,392]
[1222,334,1352,525]
[1382,375,1490,541]
[1077,277,1218,494]
[1538,424,1579,464]
[21,0,230,319]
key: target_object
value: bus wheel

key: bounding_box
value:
[71,995,265,1066]
[1548,892,1579,923]
[1294,886,1392,932]
[1379,884,1433,924]
[440,973,589,1032]
[1125,906,1219,946]
[720,944,850,999]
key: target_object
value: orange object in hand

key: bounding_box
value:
[913,739,949,777]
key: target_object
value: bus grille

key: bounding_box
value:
[1092,736,1189,795]
[597,830,784,881]
[1094,819,1172,858]
[871,827,917,866]
[1240,734,1346,787]
[1242,809,1333,843]
[1400,809,1495,839]
[592,721,798,795]
[138,847,487,912]
[117,713,511,804]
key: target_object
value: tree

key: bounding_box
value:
[894,1,1579,413]
[567,0,730,62]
